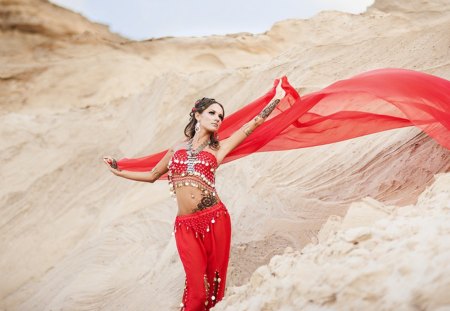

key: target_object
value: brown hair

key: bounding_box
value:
[184,97,225,150]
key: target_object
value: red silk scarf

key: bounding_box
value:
[117,68,450,180]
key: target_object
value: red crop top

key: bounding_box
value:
[167,149,218,199]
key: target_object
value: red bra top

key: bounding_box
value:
[167,149,218,198]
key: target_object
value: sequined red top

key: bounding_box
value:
[167,149,218,198]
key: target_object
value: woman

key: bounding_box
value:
[103,97,280,310]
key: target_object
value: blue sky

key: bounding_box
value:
[50,0,374,40]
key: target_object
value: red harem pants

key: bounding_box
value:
[173,201,231,311]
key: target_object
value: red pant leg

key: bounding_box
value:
[175,225,208,311]
[204,205,231,308]
[174,202,231,311]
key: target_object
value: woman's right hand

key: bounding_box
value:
[103,156,122,175]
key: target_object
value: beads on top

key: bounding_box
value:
[167,149,218,198]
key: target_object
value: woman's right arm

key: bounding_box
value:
[103,146,174,183]
[215,99,280,163]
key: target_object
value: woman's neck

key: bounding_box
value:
[192,131,210,147]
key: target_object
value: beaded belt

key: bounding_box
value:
[173,201,228,239]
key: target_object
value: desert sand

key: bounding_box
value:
[1,0,449,310]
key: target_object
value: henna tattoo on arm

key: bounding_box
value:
[239,99,280,137]
[258,99,280,119]
[151,167,161,179]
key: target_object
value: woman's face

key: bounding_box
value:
[197,103,224,133]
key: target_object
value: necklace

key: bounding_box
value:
[186,138,210,173]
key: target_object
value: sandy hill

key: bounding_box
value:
[0,0,449,310]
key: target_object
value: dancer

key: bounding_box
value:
[103,97,280,310]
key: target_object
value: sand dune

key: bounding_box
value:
[1,0,449,310]
[215,174,450,311]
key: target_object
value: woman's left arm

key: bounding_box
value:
[217,99,280,162]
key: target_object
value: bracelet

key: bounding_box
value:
[111,159,118,169]
[240,123,253,136]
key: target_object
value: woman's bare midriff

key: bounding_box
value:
[175,186,222,216]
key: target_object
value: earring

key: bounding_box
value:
[195,122,200,132]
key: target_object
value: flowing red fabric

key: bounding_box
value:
[117,68,450,180]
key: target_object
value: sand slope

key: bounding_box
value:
[215,174,450,311]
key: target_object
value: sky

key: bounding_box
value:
[49,0,374,40]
